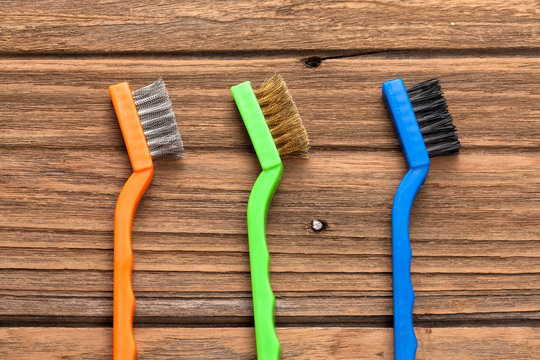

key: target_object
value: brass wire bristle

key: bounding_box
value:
[254,74,309,156]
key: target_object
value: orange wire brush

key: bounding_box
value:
[109,78,183,360]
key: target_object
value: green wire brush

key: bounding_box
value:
[231,74,309,360]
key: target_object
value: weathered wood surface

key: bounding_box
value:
[1,327,539,359]
[2,149,538,324]
[1,58,538,331]
[1,57,539,150]
[1,1,538,53]
[1,0,539,357]
[1,149,538,240]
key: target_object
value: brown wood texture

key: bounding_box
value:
[1,57,539,151]
[1,327,539,359]
[0,1,538,53]
[1,0,539,358]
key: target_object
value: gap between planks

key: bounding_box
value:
[0,48,539,59]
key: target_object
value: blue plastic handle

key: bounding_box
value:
[392,165,428,360]
[382,78,431,360]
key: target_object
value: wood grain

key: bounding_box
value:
[1,54,538,327]
[1,57,538,151]
[1,148,538,322]
[1,149,538,241]
[1,327,539,359]
[1,1,539,355]
[0,1,538,53]
[1,289,538,325]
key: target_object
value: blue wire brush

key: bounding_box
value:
[382,78,461,360]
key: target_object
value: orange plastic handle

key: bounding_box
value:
[109,82,154,360]
[113,168,153,360]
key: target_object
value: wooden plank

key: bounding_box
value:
[1,148,538,320]
[0,1,537,53]
[2,247,539,274]
[2,229,539,257]
[0,269,538,294]
[1,291,537,324]
[1,149,538,241]
[0,57,539,150]
[1,327,538,359]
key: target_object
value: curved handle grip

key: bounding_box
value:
[392,165,429,360]
[114,168,153,360]
[247,164,283,360]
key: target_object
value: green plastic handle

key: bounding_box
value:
[231,81,283,360]
[248,165,283,359]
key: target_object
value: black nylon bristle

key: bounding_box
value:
[407,79,461,157]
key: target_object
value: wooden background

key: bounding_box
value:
[0,1,539,358]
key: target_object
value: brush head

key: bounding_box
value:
[253,74,309,157]
[407,79,461,157]
[132,78,184,161]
